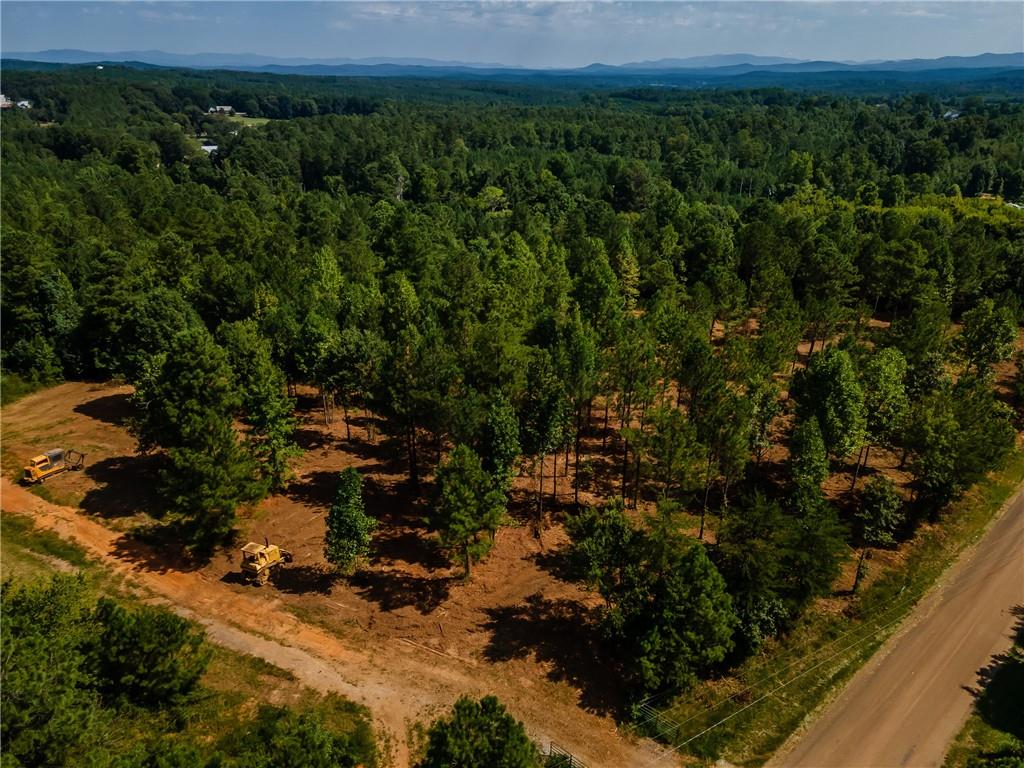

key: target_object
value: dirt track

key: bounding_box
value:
[771,485,1024,768]
[0,479,665,768]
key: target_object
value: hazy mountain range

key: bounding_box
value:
[5,49,1022,77]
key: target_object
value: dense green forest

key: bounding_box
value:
[2,65,1022,735]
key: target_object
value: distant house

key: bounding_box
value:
[200,145,218,155]
[0,94,12,109]
[943,110,961,120]
[16,100,32,109]
[208,105,234,114]
[96,65,104,70]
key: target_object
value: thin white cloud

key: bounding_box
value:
[138,9,200,23]
[890,8,949,18]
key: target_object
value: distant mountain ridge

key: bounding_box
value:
[4,49,1022,74]
[1,49,513,69]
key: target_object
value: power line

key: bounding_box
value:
[652,603,922,763]
[634,583,915,733]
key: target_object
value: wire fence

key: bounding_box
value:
[545,742,590,768]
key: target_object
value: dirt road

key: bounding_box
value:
[772,485,1024,768]
[0,479,665,768]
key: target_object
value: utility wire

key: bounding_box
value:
[651,600,930,763]
[634,583,915,732]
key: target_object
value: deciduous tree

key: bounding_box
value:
[793,347,866,459]
[324,468,377,572]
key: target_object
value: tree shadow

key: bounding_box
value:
[108,524,207,574]
[962,605,1024,741]
[80,454,166,519]
[334,434,410,475]
[73,392,133,427]
[286,469,339,509]
[483,592,626,717]
[350,510,456,613]
[531,542,582,585]
[349,568,455,613]
[273,564,342,595]
[372,528,451,570]
[286,464,412,515]
[293,427,335,451]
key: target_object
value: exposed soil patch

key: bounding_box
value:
[1,384,664,767]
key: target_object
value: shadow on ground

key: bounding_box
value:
[531,542,581,584]
[108,524,208,574]
[73,392,132,427]
[80,454,165,519]
[483,592,625,717]
[964,605,1024,741]
[274,564,343,595]
[349,568,455,613]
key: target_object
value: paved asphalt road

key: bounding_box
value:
[773,485,1024,768]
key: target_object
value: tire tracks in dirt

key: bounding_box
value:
[1,479,665,768]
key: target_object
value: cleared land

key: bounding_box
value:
[771,486,1024,768]
[2,363,1021,767]
[1,382,665,768]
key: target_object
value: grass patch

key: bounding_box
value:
[2,511,378,765]
[26,481,83,508]
[640,450,1024,766]
[0,372,47,406]
[944,626,1024,768]
[1,510,93,579]
[226,114,270,128]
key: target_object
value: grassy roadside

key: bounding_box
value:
[638,450,1024,766]
[943,626,1024,768]
[0,509,378,765]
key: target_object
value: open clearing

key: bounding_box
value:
[1,382,665,768]
[3,347,1020,767]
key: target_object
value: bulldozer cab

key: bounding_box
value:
[24,449,66,483]
[241,542,270,567]
[240,541,292,585]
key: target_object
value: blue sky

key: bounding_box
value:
[2,2,1022,68]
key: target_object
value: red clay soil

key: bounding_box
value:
[1,383,666,768]
[3,332,1019,766]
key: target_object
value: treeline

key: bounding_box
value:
[2,71,1022,698]
[0,574,377,767]
[3,66,1024,200]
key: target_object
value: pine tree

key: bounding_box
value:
[90,599,210,708]
[131,327,257,553]
[219,320,300,492]
[429,445,506,578]
[419,696,542,768]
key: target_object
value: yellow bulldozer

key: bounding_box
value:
[22,448,86,484]
[240,539,293,585]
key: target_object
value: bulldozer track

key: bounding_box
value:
[1,478,664,768]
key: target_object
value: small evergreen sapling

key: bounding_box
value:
[324,468,377,573]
